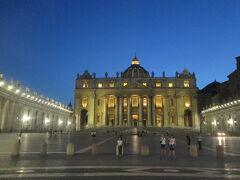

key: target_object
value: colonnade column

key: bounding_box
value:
[139,96,143,127]
[147,96,152,126]
[1,100,9,130]
[152,95,156,126]
[163,96,169,127]
[114,96,119,126]
[7,101,15,130]
[127,96,131,126]
[119,96,123,126]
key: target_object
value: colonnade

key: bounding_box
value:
[0,96,73,132]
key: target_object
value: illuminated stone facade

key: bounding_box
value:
[200,56,240,135]
[74,56,199,130]
[0,74,74,132]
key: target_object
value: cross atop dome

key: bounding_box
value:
[132,53,140,65]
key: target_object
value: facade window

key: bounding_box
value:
[123,82,128,87]
[168,83,173,87]
[184,96,191,107]
[108,96,115,108]
[184,80,190,87]
[155,95,163,108]
[143,82,147,86]
[123,98,128,107]
[156,83,161,87]
[131,96,139,107]
[98,83,102,88]
[143,97,147,107]
[82,96,88,107]
[132,114,138,119]
[109,82,114,87]
[83,81,88,88]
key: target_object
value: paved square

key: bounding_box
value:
[0,128,240,180]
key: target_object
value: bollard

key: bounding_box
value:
[66,143,74,156]
[40,142,47,155]
[216,145,224,158]
[11,142,20,156]
[140,144,149,156]
[91,144,99,155]
[189,144,198,157]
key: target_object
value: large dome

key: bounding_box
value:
[122,56,150,78]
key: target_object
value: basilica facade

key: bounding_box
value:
[74,56,200,130]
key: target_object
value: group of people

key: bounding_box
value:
[159,133,203,156]
[186,133,203,150]
[159,135,176,156]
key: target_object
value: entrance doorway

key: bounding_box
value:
[184,110,193,127]
[81,109,88,127]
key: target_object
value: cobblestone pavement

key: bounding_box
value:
[0,128,239,179]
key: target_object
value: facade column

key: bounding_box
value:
[192,95,200,129]
[176,95,182,127]
[114,96,119,126]
[103,96,107,126]
[139,96,143,126]
[127,96,131,126]
[147,96,152,126]
[89,92,96,128]
[163,96,169,127]
[152,95,156,126]
[119,96,123,126]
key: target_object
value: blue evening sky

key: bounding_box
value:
[0,0,240,104]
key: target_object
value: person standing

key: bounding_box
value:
[169,135,176,156]
[160,135,167,156]
[117,137,124,157]
[186,134,191,149]
[197,134,203,150]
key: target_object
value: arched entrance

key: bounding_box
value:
[184,110,193,127]
[80,109,88,127]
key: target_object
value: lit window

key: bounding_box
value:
[155,95,163,108]
[184,96,191,107]
[132,114,139,119]
[143,97,147,107]
[83,81,88,88]
[108,96,115,108]
[82,96,88,107]
[143,82,147,86]
[132,96,139,107]
[109,82,114,87]
[168,83,173,87]
[123,82,128,87]
[98,83,102,88]
[123,98,128,107]
[156,83,161,87]
[184,80,190,87]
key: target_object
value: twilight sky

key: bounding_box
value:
[0,0,240,104]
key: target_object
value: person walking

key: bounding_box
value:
[160,135,167,156]
[169,135,176,156]
[197,134,203,150]
[186,134,191,149]
[17,133,22,142]
[116,137,124,157]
